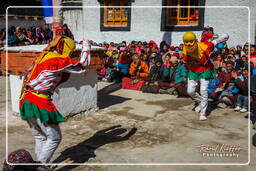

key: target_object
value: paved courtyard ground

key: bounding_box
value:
[0,76,256,170]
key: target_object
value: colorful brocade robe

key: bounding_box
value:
[19,49,90,124]
[183,41,216,80]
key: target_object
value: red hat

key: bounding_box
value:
[170,46,175,51]
[3,149,35,170]
[172,52,180,58]
[149,40,158,48]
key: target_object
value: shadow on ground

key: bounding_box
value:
[53,125,137,171]
[97,83,131,109]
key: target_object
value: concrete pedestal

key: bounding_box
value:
[9,70,98,117]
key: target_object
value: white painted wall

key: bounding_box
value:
[9,71,97,117]
[204,0,251,46]
[204,7,249,47]
[71,0,255,47]
[62,9,84,42]
[9,75,23,113]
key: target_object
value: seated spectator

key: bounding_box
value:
[15,27,27,45]
[141,53,149,64]
[34,37,41,45]
[218,79,239,107]
[229,47,236,55]
[148,58,163,84]
[42,24,53,43]
[129,53,149,79]
[26,30,34,44]
[135,41,144,54]
[233,67,249,112]
[35,27,46,44]
[0,29,6,47]
[160,40,167,49]
[97,67,106,80]
[98,54,115,81]
[62,24,74,39]
[243,42,249,55]
[6,28,18,46]
[122,54,148,91]
[148,52,157,69]
[213,54,223,70]
[235,54,247,70]
[105,51,130,83]
[167,56,187,85]
[211,61,234,103]
[208,74,220,99]
[235,45,242,57]
[141,59,163,93]
[161,53,171,82]
[159,56,188,96]
[235,68,244,81]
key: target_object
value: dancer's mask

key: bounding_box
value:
[59,37,76,56]
[183,32,197,46]
[46,36,76,56]
[183,32,198,53]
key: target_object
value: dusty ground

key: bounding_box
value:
[0,76,256,170]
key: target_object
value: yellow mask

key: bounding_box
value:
[183,32,197,46]
[62,37,76,56]
[44,36,75,56]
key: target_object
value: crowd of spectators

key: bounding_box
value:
[0,24,255,117]
[95,28,256,116]
[0,23,74,47]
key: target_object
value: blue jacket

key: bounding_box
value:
[115,61,129,75]
[208,78,220,95]
[163,64,188,84]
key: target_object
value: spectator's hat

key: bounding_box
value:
[172,52,180,58]
[236,44,242,48]
[3,149,35,170]
[142,41,147,45]
[170,46,175,51]
[120,47,127,51]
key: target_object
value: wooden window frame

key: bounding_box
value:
[100,0,132,31]
[161,0,205,31]
[104,7,128,26]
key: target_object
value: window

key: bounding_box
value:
[161,0,205,31]
[166,0,199,26]
[100,0,131,31]
[104,0,129,26]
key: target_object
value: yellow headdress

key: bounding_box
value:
[183,32,197,46]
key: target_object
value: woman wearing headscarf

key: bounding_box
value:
[35,27,46,43]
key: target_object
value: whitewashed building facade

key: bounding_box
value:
[62,0,256,47]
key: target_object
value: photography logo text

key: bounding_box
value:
[196,144,241,158]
